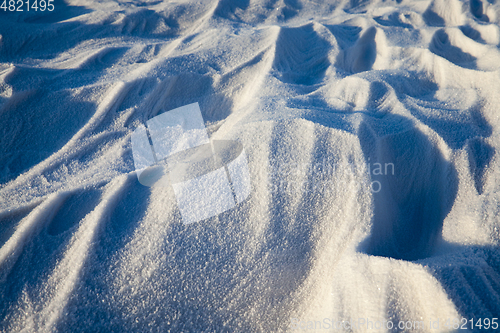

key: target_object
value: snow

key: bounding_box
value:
[1,0,499,331]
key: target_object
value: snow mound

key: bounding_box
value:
[1,0,500,331]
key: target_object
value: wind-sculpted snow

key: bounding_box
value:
[1,0,499,332]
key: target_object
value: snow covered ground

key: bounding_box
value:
[1,0,500,331]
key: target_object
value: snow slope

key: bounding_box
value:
[0,0,500,331]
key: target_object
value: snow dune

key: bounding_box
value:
[1,0,499,331]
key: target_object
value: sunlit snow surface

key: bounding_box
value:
[1,0,500,331]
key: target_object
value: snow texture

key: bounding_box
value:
[0,0,500,331]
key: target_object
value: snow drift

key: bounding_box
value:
[0,0,499,331]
